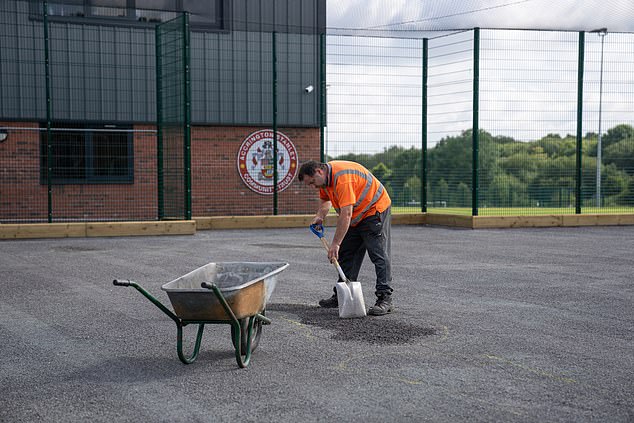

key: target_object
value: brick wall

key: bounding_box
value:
[0,122,48,222]
[191,126,321,216]
[0,122,322,222]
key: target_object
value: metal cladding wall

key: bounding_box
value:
[189,30,320,126]
[0,0,325,127]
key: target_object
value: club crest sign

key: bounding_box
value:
[237,129,298,195]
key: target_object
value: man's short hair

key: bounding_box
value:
[298,160,324,182]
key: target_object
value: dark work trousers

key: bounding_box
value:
[337,207,392,296]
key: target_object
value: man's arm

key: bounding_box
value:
[312,198,332,226]
[328,204,353,261]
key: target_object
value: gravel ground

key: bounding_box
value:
[1,225,633,422]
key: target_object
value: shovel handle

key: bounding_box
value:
[331,258,349,283]
[310,229,348,282]
[310,224,332,254]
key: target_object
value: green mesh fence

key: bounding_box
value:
[1,1,158,223]
[156,13,190,220]
[426,30,474,214]
[273,32,321,215]
[2,2,634,225]
[325,35,424,212]
[582,32,634,212]
[478,29,580,215]
[324,29,634,216]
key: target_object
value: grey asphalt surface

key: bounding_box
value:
[1,225,633,422]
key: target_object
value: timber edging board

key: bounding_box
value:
[0,220,196,239]
[470,214,634,229]
[1,214,632,239]
[194,214,426,230]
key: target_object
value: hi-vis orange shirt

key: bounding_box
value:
[319,160,391,226]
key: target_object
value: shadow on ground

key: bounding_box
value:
[268,303,437,345]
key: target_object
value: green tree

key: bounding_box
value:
[402,175,421,204]
[603,138,634,175]
[371,162,392,181]
[454,182,471,207]
[600,164,630,205]
[433,178,449,206]
[603,124,634,149]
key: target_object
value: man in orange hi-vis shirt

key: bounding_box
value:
[298,160,394,316]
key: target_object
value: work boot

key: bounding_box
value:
[318,291,338,308]
[368,292,393,316]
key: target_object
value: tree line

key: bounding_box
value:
[331,124,634,208]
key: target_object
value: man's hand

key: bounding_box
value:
[328,242,340,262]
[311,216,323,227]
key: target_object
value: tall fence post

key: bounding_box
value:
[43,1,52,223]
[272,31,278,215]
[156,13,191,220]
[472,28,480,216]
[183,13,192,220]
[422,38,428,213]
[576,31,585,214]
[319,33,326,163]
[156,25,164,220]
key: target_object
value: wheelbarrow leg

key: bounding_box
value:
[230,317,253,368]
[201,282,273,368]
[176,323,205,365]
[231,313,272,368]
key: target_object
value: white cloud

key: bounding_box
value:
[328,0,634,33]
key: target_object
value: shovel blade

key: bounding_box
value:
[336,281,366,318]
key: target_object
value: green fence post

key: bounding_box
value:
[43,1,52,223]
[183,13,192,220]
[472,28,480,217]
[422,38,428,213]
[156,23,164,220]
[320,33,326,163]
[272,31,278,215]
[576,31,585,214]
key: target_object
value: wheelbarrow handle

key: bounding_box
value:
[113,279,132,287]
[200,282,215,290]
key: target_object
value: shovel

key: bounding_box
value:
[310,224,366,319]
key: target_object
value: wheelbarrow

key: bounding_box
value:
[113,261,289,368]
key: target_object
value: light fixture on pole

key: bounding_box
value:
[0,129,8,143]
[590,27,607,208]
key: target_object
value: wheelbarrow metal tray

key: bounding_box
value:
[161,262,289,321]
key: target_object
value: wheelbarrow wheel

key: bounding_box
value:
[232,316,262,354]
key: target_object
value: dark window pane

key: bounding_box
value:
[93,132,129,177]
[53,130,86,179]
[184,0,221,24]
[135,0,178,22]
[47,1,85,17]
[40,123,132,184]
[91,0,127,7]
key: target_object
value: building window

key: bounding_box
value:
[40,123,134,184]
[31,0,225,29]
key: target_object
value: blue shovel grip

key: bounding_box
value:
[309,223,324,238]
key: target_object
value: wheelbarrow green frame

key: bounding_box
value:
[113,279,271,368]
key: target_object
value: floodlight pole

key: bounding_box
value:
[591,28,607,208]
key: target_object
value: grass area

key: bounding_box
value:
[392,206,634,216]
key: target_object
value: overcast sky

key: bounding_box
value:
[327,0,634,34]
[322,0,634,155]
